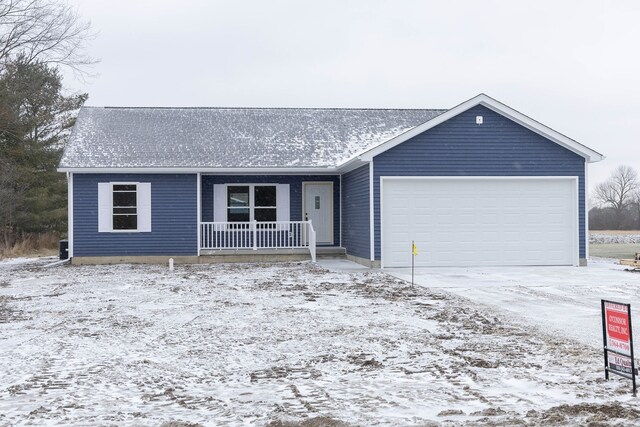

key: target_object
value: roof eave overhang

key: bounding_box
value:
[57,166,341,175]
[357,93,605,164]
[335,156,371,173]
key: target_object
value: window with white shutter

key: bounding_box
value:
[214,184,289,223]
[97,182,152,232]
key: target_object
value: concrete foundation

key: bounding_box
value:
[73,250,311,265]
[346,253,381,268]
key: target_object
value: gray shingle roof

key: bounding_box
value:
[60,107,446,169]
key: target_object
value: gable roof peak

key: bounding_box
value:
[356,93,604,164]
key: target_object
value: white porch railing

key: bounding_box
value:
[200,220,316,262]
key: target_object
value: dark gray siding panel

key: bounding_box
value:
[341,164,370,259]
[373,105,586,261]
[73,174,197,256]
[201,175,340,246]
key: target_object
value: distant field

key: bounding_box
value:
[589,243,638,259]
[589,230,640,259]
[589,230,640,235]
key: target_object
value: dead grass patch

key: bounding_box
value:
[0,232,59,259]
[589,243,639,259]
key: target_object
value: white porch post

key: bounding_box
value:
[67,172,73,258]
[308,219,316,262]
[253,220,258,250]
[197,172,201,256]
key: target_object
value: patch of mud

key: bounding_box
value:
[438,409,465,416]
[250,366,322,383]
[0,296,28,323]
[266,416,350,427]
[347,353,383,369]
[540,402,640,422]
[471,407,507,417]
[110,315,153,329]
[160,421,203,427]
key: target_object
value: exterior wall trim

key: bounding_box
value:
[378,175,580,268]
[197,172,201,256]
[369,162,375,261]
[339,174,343,247]
[380,175,581,181]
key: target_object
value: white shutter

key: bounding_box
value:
[137,183,152,232]
[213,184,227,222]
[276,184,290,230]
[98,183,112,232]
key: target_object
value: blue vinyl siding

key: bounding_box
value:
[373,105,586,261]
[341,165,370,259]
[73,174,197,256]
[201,175,340,246]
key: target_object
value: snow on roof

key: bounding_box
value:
[59,107,446,169]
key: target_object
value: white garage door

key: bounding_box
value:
[381,177,577,267]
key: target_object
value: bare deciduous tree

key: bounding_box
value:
[594,165,639,228]
[0,0,96,74]
[632,189,640,230]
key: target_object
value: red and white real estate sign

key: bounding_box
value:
[604,302,631,354]
[608,353,634,375]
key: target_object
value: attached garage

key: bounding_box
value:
[381,177,578,267]
[359,95,606,269]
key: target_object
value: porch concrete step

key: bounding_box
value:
[316,247,346,259]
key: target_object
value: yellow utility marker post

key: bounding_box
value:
[411,240,418,287]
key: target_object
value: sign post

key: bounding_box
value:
[601,299,636,396]
[411,241,418,287]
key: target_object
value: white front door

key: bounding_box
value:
[304,182,333,244]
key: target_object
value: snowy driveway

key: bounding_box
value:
[386,258,640,350]
[2,258,640,426]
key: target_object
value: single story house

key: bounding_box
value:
[58,94,604,267]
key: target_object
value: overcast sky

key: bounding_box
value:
[65,0,639,188]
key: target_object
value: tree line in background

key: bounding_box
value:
[0,0,93,253]
[590,165,640,230]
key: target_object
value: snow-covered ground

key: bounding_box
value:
[386,258,640,351]
[1,258,640,426]
[590,233,640,244]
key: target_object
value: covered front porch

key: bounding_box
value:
[199,220,318,261]
[196,174,343,262]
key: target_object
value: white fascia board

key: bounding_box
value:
[336,156,369,174]
[358,93,604,164]
[57,166,339,175]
